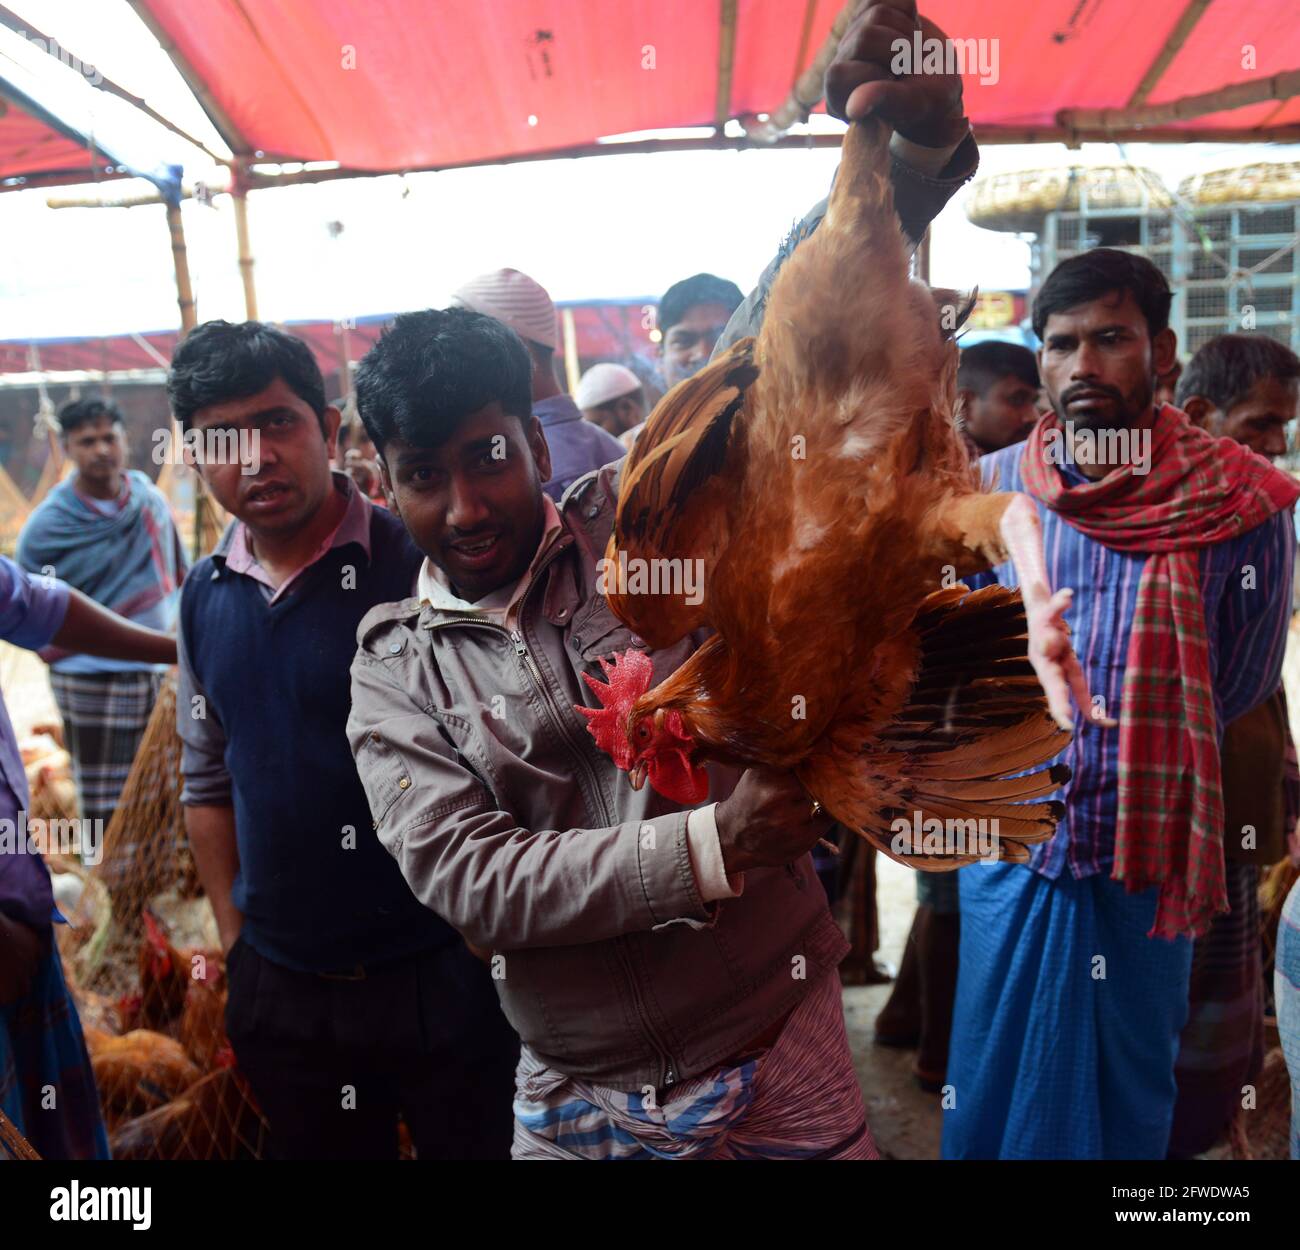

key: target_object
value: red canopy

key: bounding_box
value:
[0,301,660,378]
[0,12,182,198]
[0,90,120,184]
[129,0,1300,177]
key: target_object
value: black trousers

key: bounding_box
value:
[225,937,519,1160]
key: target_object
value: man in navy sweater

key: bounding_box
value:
[169,320,517,1159]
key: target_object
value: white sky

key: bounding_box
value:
[2,0,1298,342]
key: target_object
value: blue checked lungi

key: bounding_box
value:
[511,970,875,1160]
[942,861,1193,1159]
[1276,877,1300,1160]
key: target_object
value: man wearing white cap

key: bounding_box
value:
[574,362,647,448]
[452,268,626,502]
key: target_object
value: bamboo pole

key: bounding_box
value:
[232,173,258,321]
[230,124,1300,192]
[1126,0,1213,108]
[47,188,197,210]
[1061,69,1300,133]
[714,0,739,133]
[744,0,867,142]
[159,203,195,528]
[790,0,819,103]
[166,203,197,334]
[561,308,581,394]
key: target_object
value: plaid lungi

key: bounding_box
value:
[1169,860,1263,1156]
[48,670,163,830]
[0,939,109,1160]
[511,971,875,1160]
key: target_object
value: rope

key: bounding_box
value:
[0,1107,41,1160]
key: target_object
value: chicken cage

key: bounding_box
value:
[39,673,269,1160]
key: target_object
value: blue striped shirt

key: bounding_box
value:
[968,445,1296,881]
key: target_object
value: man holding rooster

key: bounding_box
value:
[348,2,982,1159]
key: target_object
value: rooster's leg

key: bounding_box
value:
[923,492,1110,732]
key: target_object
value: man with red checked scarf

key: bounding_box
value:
[946,248,1298,1160]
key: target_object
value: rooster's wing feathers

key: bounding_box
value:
[801,585,1072,869]
[607,339,758,645]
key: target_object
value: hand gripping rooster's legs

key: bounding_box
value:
[576,117,1103,870]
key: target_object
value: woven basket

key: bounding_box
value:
[967,165,1172,233]
[1179,162,1300,207]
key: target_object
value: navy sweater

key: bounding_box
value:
[180,506,454,972]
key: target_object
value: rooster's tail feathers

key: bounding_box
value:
[831,583,1071,870]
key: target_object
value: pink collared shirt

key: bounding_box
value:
[226,472,371,604]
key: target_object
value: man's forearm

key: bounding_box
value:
[184,804,243,952]
[53,589,177,664]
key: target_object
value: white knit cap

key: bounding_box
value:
[575,362,642,409]
[450,268,557,349]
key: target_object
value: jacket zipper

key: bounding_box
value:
[424,552,681,1087]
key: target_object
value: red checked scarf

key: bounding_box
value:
[1019,404,1300,940]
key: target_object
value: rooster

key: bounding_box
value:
[134,910,193,1032]
[177,960,228,1071]
[578,117,1100,869]
[86,1028,201,1130]
[108,1061,267,1161]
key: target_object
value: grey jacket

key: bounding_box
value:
[348,466,849,1090]
[347,137,978,1090]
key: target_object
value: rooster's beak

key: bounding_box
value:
[629,761,648,791]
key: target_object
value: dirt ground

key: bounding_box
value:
[842,853,943,1159]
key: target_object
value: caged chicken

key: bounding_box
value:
[578,116,1103,870]
[85,1027,200,1130]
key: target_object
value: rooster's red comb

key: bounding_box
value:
[575,649,654,767]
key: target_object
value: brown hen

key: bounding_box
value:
[581,117,1097,870]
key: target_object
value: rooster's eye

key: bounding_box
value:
[635,723,651,740]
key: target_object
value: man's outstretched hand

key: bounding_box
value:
[997,494,1118,733]
[825,2,968,148]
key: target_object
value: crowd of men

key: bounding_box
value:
[2,0,1300,1163]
